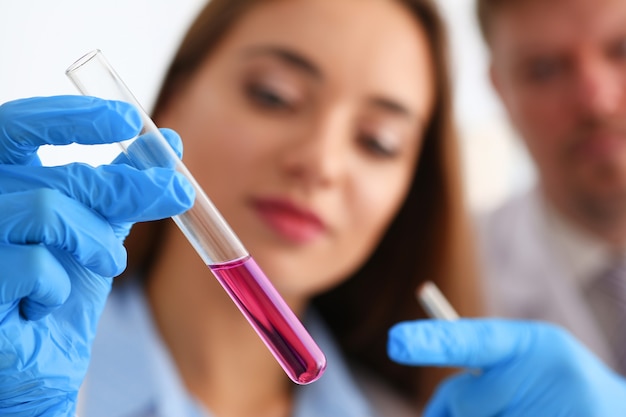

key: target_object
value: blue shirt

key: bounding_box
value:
[78,283,410,417]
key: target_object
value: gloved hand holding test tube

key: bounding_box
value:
[390,282,626,416]
[64,49,326,385]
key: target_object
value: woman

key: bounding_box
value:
[2,0,626,416]
[1,0,481,415]
[101,0,481,414]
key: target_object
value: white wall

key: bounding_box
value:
[0,0,206,109]
[0,0,535,212]
[436,0,536,212]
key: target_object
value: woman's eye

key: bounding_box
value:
[247,83,291,110]
[359,133,398,158]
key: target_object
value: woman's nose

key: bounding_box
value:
[278,109,351,188]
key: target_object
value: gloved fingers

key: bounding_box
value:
[424,371,517,417]
[0,190,126,277]
[387,318,535,369]
[0,162,195,224]
[0,243,71,321]
[158,128,184,159]
[0,96,141,166]
[112,128,184,167]
[47,247,113,346]
[422,375,457,417]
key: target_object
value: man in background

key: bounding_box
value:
[475,0,626,375]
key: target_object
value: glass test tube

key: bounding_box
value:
[416,281,459,320]
[65,49,326,384]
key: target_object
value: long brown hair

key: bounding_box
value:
[124,0,482,406]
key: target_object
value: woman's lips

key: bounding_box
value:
[253,197,326,243]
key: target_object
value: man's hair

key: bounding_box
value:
[476,0,516,44]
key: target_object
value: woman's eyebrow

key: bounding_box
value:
[244,46,420,123]
[369,97,417,121]
[243,45,322,79]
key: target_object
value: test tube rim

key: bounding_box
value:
[65,49,102,76]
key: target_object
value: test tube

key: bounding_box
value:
[416,281,459,320]
[65,49,326,384]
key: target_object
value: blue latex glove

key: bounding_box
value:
[388,319,626,417]
[0,96,195,416]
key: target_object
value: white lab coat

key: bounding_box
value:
[474,188,618,370]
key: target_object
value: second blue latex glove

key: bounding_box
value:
[0,96,195,416]
[388,319,626,417]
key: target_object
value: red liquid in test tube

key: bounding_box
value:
[210,256,326,384]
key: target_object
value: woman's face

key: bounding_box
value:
[158,0,435,299]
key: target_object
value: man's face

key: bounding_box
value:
[489,0,626,223]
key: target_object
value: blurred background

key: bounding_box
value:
[0,0,535,214]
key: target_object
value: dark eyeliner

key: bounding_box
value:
[246,82,290,109]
